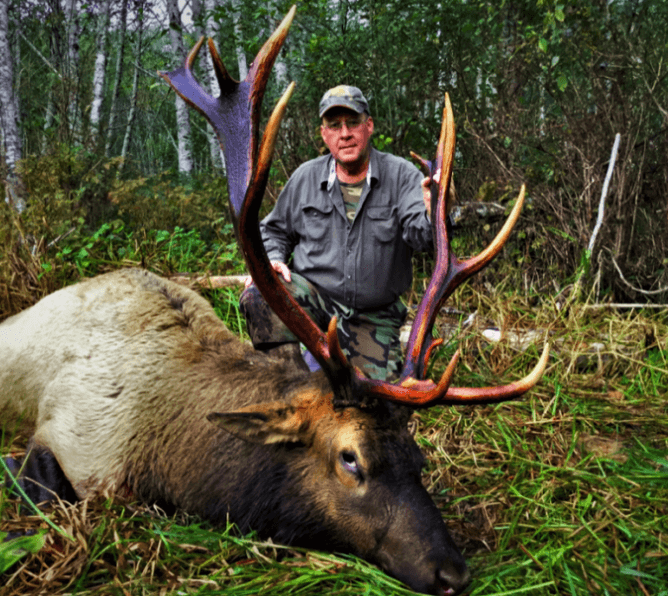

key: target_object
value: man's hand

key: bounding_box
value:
[244,260,291,288]
[421,168,441,214]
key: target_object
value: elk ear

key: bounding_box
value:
[207,403,307,445]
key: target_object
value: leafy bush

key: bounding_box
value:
[109,173,230,238]
[0,147,241,319]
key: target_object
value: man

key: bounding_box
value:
[240,85,434,381]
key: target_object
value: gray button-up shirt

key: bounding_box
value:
[260,148,433,310]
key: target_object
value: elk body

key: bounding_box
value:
[1,7,547,596]
[1,267,467,594]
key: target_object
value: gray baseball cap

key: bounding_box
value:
[319,85,370,117]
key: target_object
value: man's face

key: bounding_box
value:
[321,108,374,169]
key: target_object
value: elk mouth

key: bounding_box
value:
[437,565,471,596]
[373,544,471,596]
[386,563,470,596]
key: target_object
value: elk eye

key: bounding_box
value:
[340,451,360,475]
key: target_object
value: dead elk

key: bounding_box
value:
[0,7,548,595]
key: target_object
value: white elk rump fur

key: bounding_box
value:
[0,268,244,497]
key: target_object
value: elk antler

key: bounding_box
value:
[313,93,548,407]
[365,94,550,406]
[159,6,548,409]
[159,5,357,398]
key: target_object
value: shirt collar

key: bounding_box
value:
[324,148,377,192]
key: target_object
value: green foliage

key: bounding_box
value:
[36,220,243,284]
[109,173,229,236]
[210,286,248,339]
[16,145,123,231]
[0,146,241,319]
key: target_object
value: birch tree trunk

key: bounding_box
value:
[105,0,128,157]
[90,0,112,144]
[204,0,225,172]
[42,12,58,151]
[267,5,289,92]
[11,2,20,129]
[231,0,247,79]
[120,1,145,171]
[191,0,203,27]
[42,0,66,149]
[167,0,193,175]
[0,0,25,212]
[63,0,81,141]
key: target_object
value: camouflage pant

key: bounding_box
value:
[239,272,406,381]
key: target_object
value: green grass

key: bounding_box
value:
[2,229,667,595]
[417,296,668,596]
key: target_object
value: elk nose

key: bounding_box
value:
[438,563,471,595]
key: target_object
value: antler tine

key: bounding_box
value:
[351,93,548,407]
[160,6,353,391]
[356,342,549,407]
[402,92,537,386]
[206,38,238,96]
[443,342,550,404]
[401,93,457,383]
[403,94,526,383]
[401,184,527,382]
[236,79,337,366]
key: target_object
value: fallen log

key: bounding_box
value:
[169,274,250,288]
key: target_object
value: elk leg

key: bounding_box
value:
[4,440,78,506]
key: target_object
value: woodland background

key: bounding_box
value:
[0,0,667,304]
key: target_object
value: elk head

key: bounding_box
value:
[160,5,548,594]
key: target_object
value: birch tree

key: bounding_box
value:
[120,1,145,170]
[203,0,225,171]
[10,0,19,130]
[105,0,129,156]
[0,0,25,211]
[167,0,193,174]
[63,0,82,139]
[90,0,112,143]
[230,0,247,80]
[41,0,64,149]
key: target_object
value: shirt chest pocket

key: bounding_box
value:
[366,207,396,243]
[301,204,334,242]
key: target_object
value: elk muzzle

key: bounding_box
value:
[367,482,470,595]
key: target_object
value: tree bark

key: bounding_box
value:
[11,2,19,131]
[90,0,112,143]
[120,1,145,171]
[0,0,25,211]
[41,0,65,150]
[231,0,247,80]
[204,0,225,172]
[167,0,193,175]
[63,0,81,140]
[105,0,129,157]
